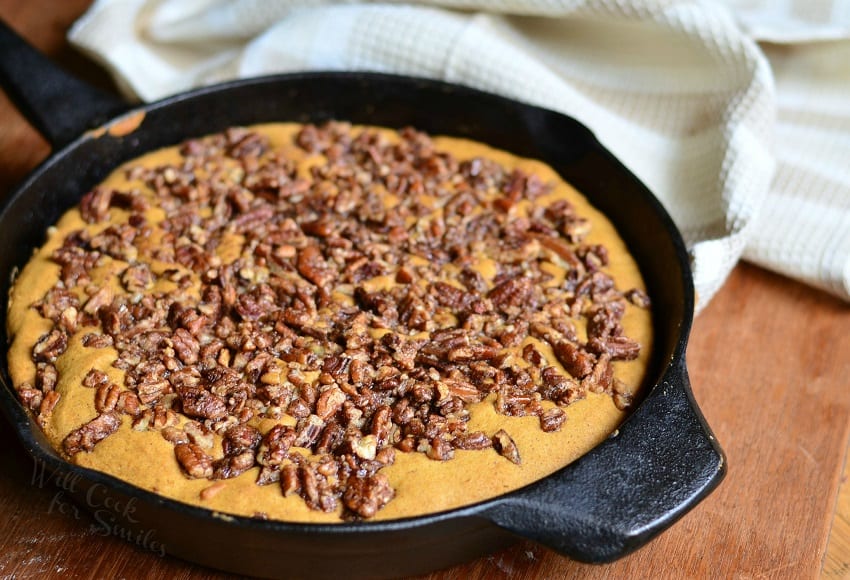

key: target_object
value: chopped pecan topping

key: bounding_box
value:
[19,121,649,520]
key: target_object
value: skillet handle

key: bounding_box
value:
[481,358,725,562]
[0,18,128,149]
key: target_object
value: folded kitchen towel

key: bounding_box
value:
[68,0,850,310]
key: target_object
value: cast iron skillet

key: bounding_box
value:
[0,20,725,579]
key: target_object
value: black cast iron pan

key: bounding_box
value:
[0,20,725,579]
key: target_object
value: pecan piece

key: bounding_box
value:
[352,435,378,460]
[315,386,346,421]
[612,379,634,411]
[174,443,214,479]
[121,263,154,293]
[79,186,113,223]
[343,473,395,519]
[116,391,143,417]
[452,431,492,450]
[151,404,178,429]
[539,407,567,432]
[199,481,227,501]
[492,429,521,465]
[222,424,261,456]
[625,288,651,308]
[82,369,110,389]
[369,405,393,446]
[588,335,641,361]
[446,343,500,364]
[184,420,215,449]
[136,379,171,406]
[18,386,43,413]
[82,287,113,316]
[82,333,113,349]
[280,464,300,496]
[299,462,338,512]
[213,450,256,480]
[293,415,326,448]
[552,340,594,379]
[63,412,121,455]
[442,378,484,404]
[256,466,280,486]
[35,363,58,393]
[37,391,61,426]
[426,437,455,461]
[172,328,200,365]
[36,287,80,321]
[94,382,122,413]
[431,282,469,310]
[178,387,228,420]
[316,421,345,454]
[297,245,335,288]
[586,302,625,341]
[161,426,190,445]
[488,277,534,314]
[32,330,68,363]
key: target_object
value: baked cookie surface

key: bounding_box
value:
[7,122,652,522]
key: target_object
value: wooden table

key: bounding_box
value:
[1,2,849,578]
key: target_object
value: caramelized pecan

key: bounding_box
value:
[174,443,214,479]
[343,473,395,519]
[178,387,228,420]
[63,412,121,455]
[492,429,521,465]
[32,330,68,363]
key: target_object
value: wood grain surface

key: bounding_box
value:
[1,2,849,578]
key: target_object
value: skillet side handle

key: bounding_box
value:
[481,358,725,563]
[0,18,128,149]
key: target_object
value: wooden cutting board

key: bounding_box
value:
[0,2,849,577]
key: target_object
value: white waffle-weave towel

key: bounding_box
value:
[68,0,850,310]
